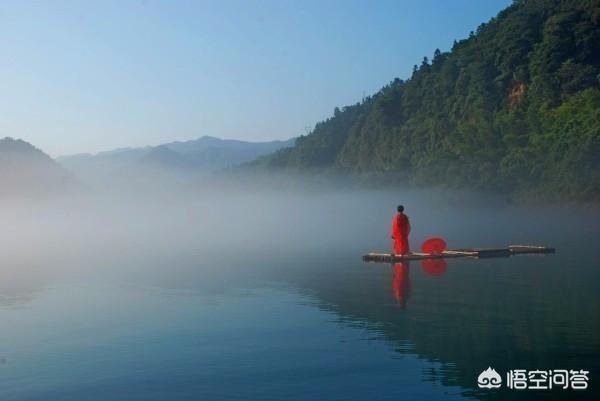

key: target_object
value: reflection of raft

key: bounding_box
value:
[362,245,555,263]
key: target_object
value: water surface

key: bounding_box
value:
[0,190,598,400]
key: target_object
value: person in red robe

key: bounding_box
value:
[391,205,411,256]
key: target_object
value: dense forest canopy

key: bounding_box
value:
[253,0,600,201]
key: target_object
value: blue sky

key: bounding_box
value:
[0,0,511,156]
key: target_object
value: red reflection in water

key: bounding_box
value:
[392,262,411,308]
[421,259,447,276]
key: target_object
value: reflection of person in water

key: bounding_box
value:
[392,262,411,308]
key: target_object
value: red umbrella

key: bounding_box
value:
[421,237,447,254]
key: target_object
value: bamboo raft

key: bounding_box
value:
[362,245,555,263]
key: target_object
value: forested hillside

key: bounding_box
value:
[254,0,600,200]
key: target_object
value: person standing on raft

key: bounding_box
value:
[391,205,411,256]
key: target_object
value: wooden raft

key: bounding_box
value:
[362,245,555,263]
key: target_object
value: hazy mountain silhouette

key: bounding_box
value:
[137,145,191,169]
[57,136,295,186]
[0,137,80,198]
[164,136,296,169]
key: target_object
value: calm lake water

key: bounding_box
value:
[0,190,598,400]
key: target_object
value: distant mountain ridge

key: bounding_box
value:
[138,145,191,168]
[0,137,80,197]
[58,135,296,185]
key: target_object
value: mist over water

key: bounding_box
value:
[0,181,598,400]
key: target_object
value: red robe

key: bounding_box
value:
[391,212,411,255]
